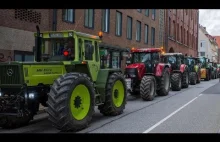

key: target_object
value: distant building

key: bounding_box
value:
[198,24,218,62]
[164,9,199,57]
[213,36,220,63]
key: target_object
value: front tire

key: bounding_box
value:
[140,76,156,101]
[47,73,95,132]
[98,72,127,116]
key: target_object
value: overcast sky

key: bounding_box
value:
[199,9,220,36]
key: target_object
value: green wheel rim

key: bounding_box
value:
[70,85,90,120]
[112,80,125,107]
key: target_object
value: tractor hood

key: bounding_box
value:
[125,63,146,79]
[0,61,83,87]
[126,63,145,69]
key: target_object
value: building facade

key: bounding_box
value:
[164,9,199,57]
[213,36,220,63]
[198,25,212,61]
[0,9,162,69]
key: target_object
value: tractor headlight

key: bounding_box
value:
[29,93,35,99]
[0,92,2,97]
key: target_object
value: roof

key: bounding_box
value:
[213,36,220,49]
[162,53,183,56]
[131,48,162,53]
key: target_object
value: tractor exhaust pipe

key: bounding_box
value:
[35,25,42,62]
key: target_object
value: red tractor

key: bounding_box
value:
[160,53,189,91]
[124,47,171,101]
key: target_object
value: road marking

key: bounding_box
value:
[198,94,203,97]
[143,96,199,133]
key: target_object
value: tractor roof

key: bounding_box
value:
[34,30,101,41]
[131,47,162,53]
[162,53,183,56]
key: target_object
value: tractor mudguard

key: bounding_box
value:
[95,69,122,102]
[155,63,170,77]
[180,64,187,73]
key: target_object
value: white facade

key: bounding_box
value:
[198,26,212,61]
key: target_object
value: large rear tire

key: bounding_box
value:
[157,68,170,96]
[47,73,95,132]
[171,73,182,91]
[189,72,197,85]
[98,72,127,116]
[140,76,156,101]
[182,71,189,88]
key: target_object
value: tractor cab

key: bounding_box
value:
[185,57,196,72]
[129,47,161,74]
[160,53,185,71]
[199,57,210,68]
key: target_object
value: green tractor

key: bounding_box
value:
[209,62,218,79]
[199,57,211,81]
[0,26,127,132]
[185,57,201,85]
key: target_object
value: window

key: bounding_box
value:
[62,9,75,23]
[136,20,141,41]
[25,55,34,61]
[116,11,122,36]
[151,27,155,45]
[180,26,183,42]
[145,9,149,16]
[173,21,175,39]
[84,9,94,28]
[127,16,132,39]
[152,9,156,20]
[144,24,149,44]
[137,9,142,13]
[177,24,179,41]
[169,17,171,36]
[15,54,22,61]
[101,9,110,33]
[200,52,205,56]
[84,40,93,60]
[112,52,120,69]
[201,42,202,47]
[14,51,34,62]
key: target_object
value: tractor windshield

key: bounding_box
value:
[187,58,195,66]
[132,52,159,63]
[199,58,206,68]
[217,64,220,68]
[41,38,75,61]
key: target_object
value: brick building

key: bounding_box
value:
[0,9,164,69]
[164,9,199,57]
[213,36,220,63]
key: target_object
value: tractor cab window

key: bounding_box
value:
[132,52,150,63]
[84,40,94,60]
[42,38,75,61]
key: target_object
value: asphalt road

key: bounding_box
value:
[1,79,220,133]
